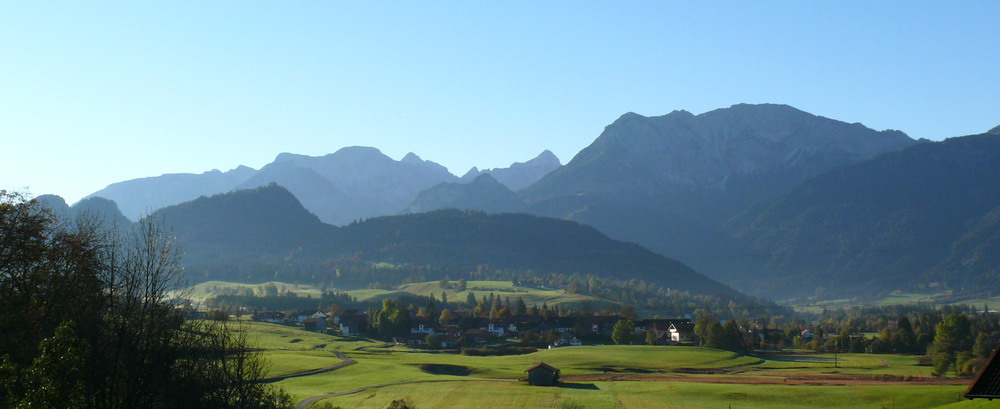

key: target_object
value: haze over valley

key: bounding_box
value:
[34,103,1000,303]
[6,4,1000,408]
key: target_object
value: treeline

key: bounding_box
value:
[712,303,1000,376]
[0,192,291,409]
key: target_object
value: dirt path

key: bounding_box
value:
[294,379,513,409]
[258,350,357,383]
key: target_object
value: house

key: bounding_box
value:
[303,317,327,334]
[411,319,436,335]
[554,331,576,346]
[464,329,491,343]
[252,311,285,324]
[635,319,691,339]
[551,317,577,333]
[966,345,1000,399]
[485,320,507,337]
[338,313,368,336]
[801,329,814,340]
[525,362,560,386]
[284,310,322,323]
[669,322,696,343]
[586,316,619,335]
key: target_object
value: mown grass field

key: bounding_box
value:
[176,280,618,308]
[242,322,977,408]
[173,280,328,303]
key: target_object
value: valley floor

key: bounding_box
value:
[242,322,988,409]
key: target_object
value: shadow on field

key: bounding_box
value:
[558,382,599,390]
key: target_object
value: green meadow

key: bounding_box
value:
[242,323,976,408]
[176,280,618,308]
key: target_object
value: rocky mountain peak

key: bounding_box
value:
[462,167,482,179]
[401,152,424,164]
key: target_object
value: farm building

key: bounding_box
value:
[303,317,327,334]
[524,362,560,386]
[967,345,1000,399]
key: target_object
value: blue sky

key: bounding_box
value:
[2,2,998,203]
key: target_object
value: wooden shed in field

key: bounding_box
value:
[967,345,1000,400]
[525,362,560,386]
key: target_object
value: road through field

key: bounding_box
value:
[260,351,357,383]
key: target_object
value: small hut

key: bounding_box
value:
[524,362,560,386]
[967,345,1000,400]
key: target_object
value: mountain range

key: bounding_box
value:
[44,103,1000,300]
[87,147,560,225]
[147,184,735,296]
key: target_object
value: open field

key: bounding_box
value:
[241,323,980,408]
[175,280,618,309]
[173,280,328,303]
[394,281,617,309]
[787,289,1000,313]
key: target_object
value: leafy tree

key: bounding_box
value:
[0,192,293,409]
[372,299,409,338]
[974,332,995,358]
[612,319,635,345]
[15,321,88,409]
[455,278,467,292]
[438,309,454,325]
[645,329,657,345]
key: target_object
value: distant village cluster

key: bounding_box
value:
[252,308,698,349]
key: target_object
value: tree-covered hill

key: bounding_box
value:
[733,131,1000,298]
[149,184,737,296]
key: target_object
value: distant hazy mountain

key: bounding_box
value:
[34,194,132,229]
[86,166,257,220]
[269,148,459,220]
[150,184,736,296]
[517,104,919,282]
[461,150,561,191]
[236,160,362,226]
[86,147,563,226]
[407,174,526,214]
[734,130,1000,299]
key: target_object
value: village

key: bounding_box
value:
[254,307,702,349]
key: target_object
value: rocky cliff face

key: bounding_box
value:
[527,104,915,201]
[519,104,919,288]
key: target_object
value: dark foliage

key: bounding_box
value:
[149,185,736,296]
[737,132,1000,298]
[0,191,292,409]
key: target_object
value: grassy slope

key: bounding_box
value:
[319,381,966,409]
[395,280,617,309]
[176,280,617,308]
[242,318,961,408]
[174,280,327,303]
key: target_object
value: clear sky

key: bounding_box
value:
[2,1,998,203]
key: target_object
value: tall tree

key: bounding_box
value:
[612,319,635,345]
